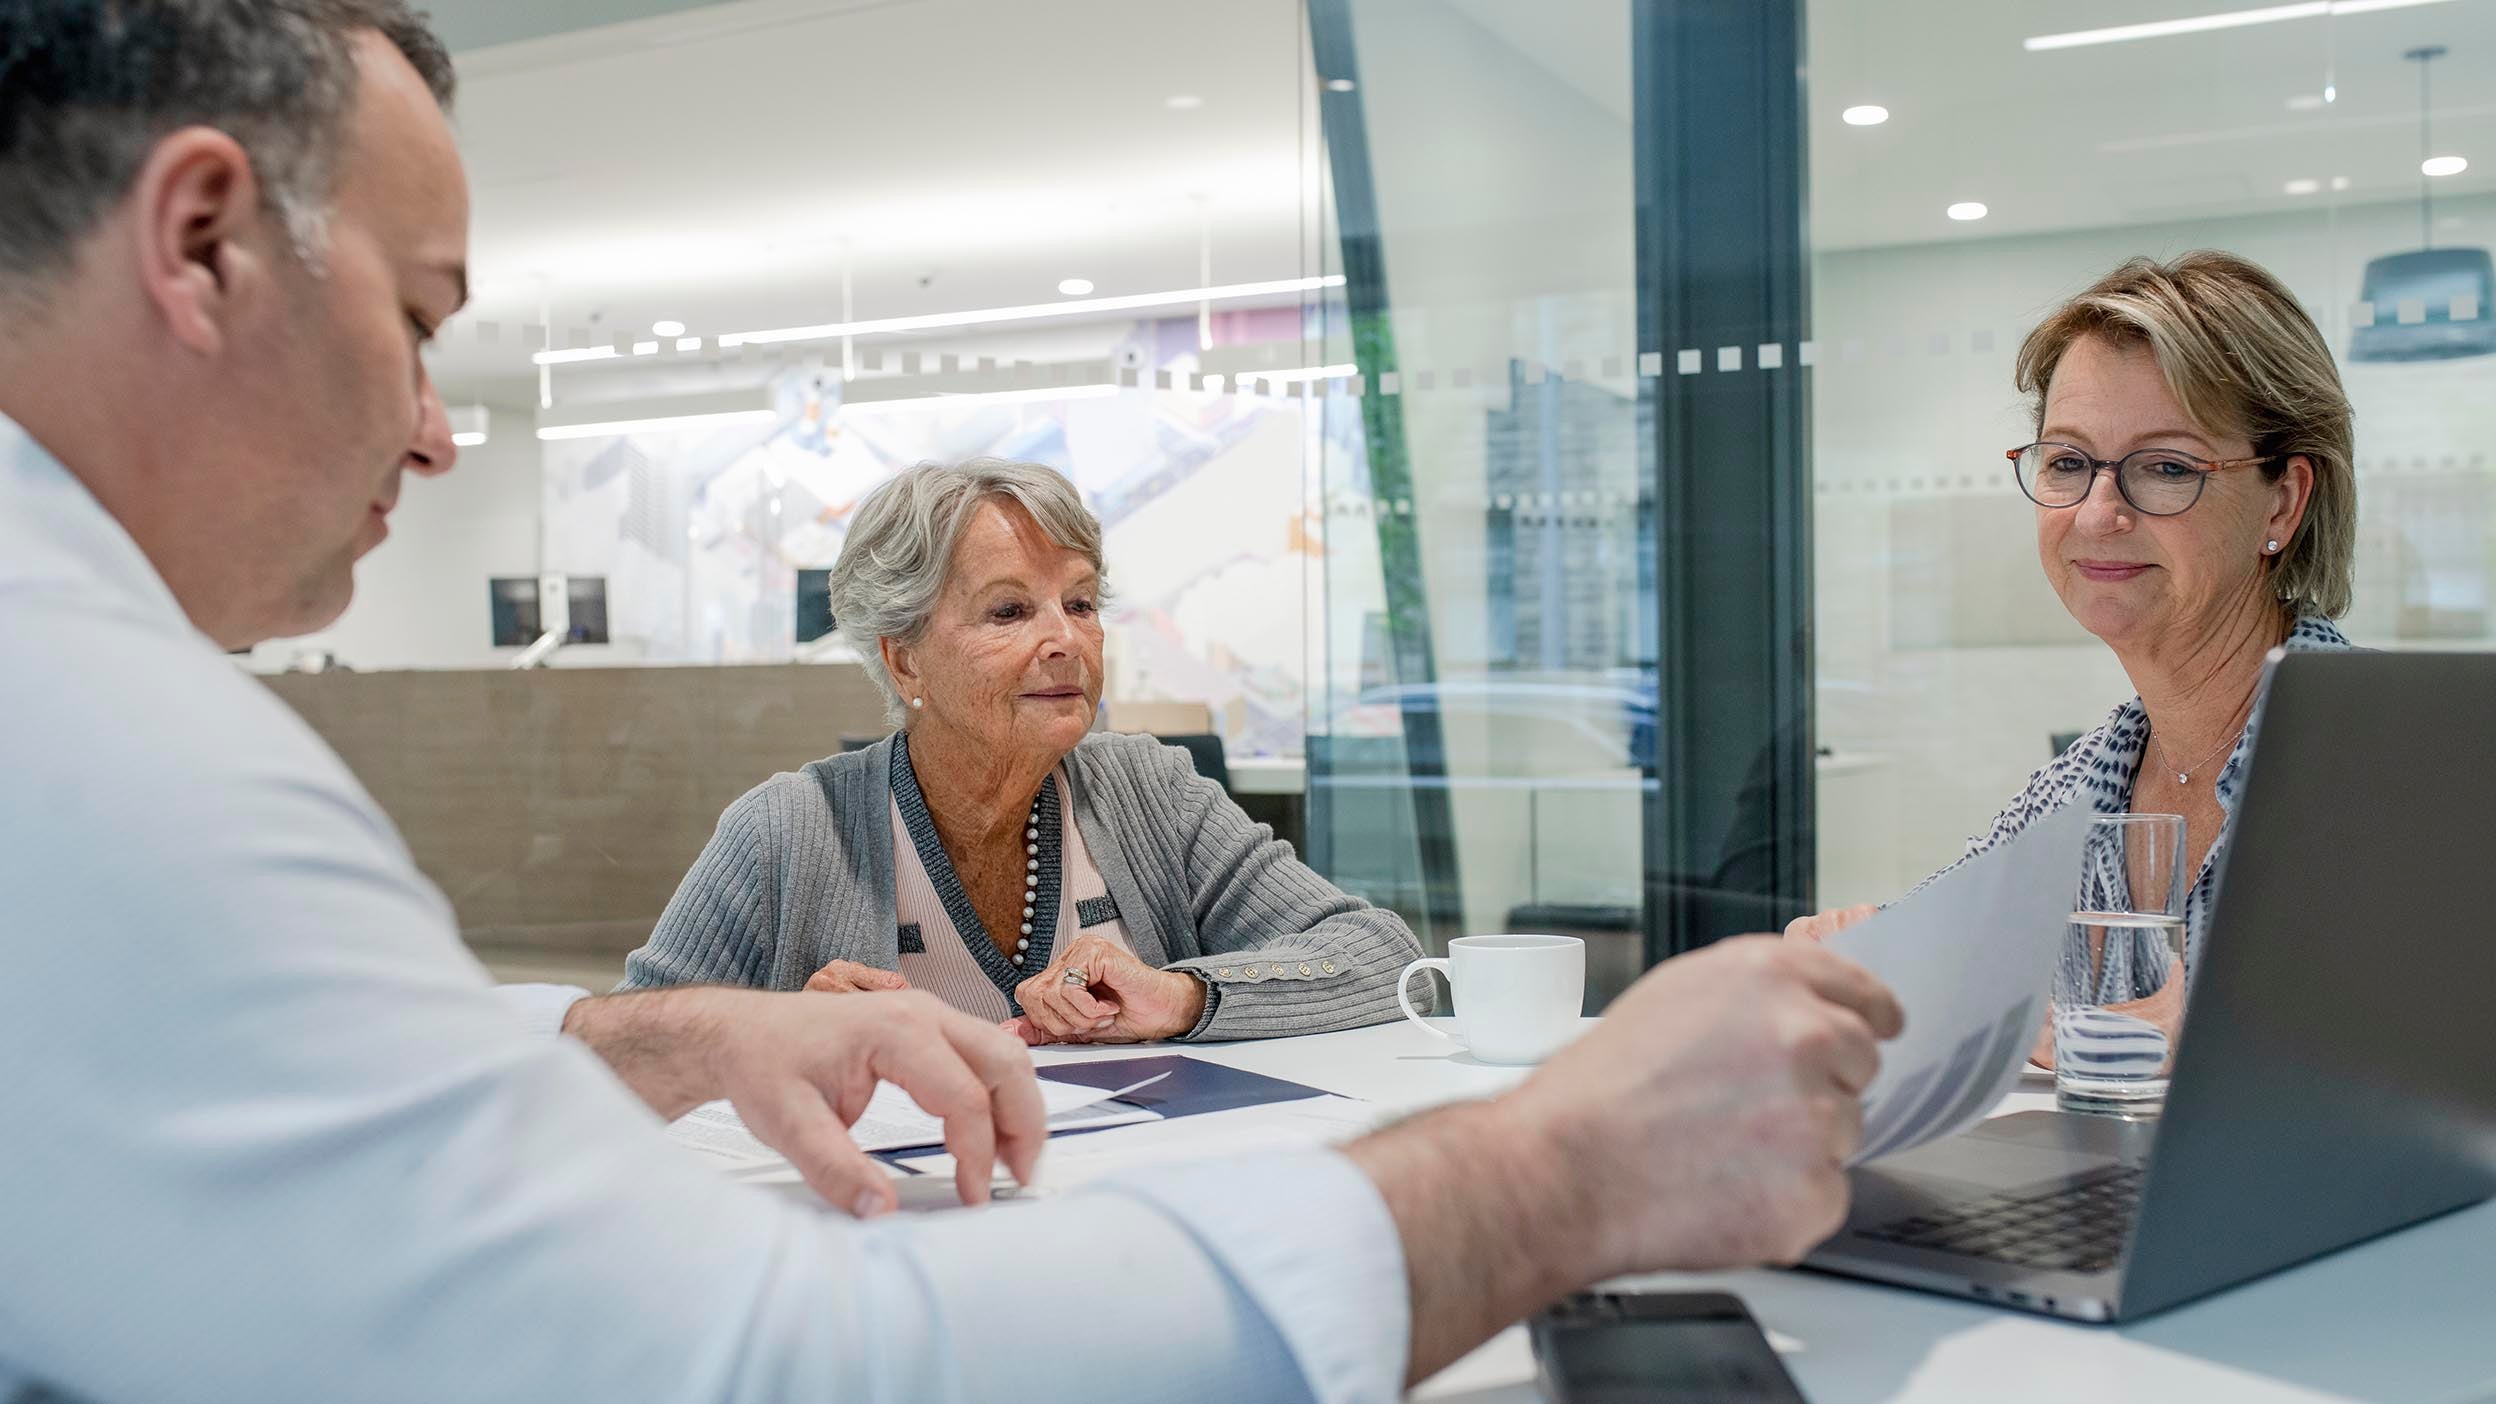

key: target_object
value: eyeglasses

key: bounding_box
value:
[2006,442,2272,517]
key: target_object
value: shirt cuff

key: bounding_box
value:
[493,982,592,1040]
[1099,1150,1410,1403]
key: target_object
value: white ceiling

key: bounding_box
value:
[429,0,1319,399]
[1808,0,2496,248]
[422,0,2496,404]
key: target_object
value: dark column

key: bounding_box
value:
[1635,0,1818,960]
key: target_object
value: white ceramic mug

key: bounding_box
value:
[1396,934,1586,1064]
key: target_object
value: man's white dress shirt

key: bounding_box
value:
[0,414,1409,1404]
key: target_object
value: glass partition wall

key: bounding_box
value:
[1303,0,2491,1009]
[1304,0,1661,1007]
[265,0,2489,1004]
[1304,0,1816,1007]
[1805,0,2496,907]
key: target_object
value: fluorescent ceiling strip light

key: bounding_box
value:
[2024,0,2454,51]
[844,383,1121,412]
[715,275,1347,349]
[1234,363,1360,384]
[450,431,488,447]
[2327,0,2458,13]
[536,409,778,441]
[535,346,620,366]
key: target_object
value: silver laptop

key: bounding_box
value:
[1804,649,2496,1322]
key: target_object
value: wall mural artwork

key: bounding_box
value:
[540,315,1324,757]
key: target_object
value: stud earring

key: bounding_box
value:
[910,697,924,710]
[2265,540,2280,554]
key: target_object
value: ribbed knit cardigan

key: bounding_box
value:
[620,730,1431,1040]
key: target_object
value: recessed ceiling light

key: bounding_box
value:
[1057,278,1095,296]
[1947,201,1989,221]
[651,319,686,337]
[1841,104,1890,126]
[1165,94,1203,110]
[2330,175,2352,190]
[2284,178,2321,195]
[2423,155,2470,177]
[1325,77,1357,93]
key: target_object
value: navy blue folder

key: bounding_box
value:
[1038,1054,1330,1119]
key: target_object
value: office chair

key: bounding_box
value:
[1159,733,1231,792]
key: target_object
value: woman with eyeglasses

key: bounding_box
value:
[1787,251,2357,998]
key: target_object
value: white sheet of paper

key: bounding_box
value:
[1827,802,2089,1165]
[668,1101,785,1167]
[667,1069,1172,1165]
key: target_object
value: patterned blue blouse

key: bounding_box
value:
[1910,613,2355,1000]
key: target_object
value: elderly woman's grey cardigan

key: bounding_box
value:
[620,731,1430,1040]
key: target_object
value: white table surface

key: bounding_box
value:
[1030,1021,2496,1404]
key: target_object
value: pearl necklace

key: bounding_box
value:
[1008,786,1043,967]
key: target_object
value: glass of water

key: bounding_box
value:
[2053,812,2191,1116]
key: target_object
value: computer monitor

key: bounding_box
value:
[489,575,611,646]
[796,568,836,644]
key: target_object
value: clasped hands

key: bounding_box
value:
[806,933,1205,1046]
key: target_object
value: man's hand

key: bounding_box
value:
[1511,936,1901,1272]
[1344,936,1904,1383]
[1003,934,1204,1044]
[561,987,1046,1216]
[805,958,909,995]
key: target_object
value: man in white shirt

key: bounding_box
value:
[0,4,1902,1401]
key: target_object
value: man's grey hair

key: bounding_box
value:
[829,459,1109,727]
[0,0,456,298]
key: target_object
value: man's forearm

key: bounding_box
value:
[560,987,734,1121]
[1341,1097,1601,1384]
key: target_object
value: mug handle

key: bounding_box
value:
[1397,958,1457,1040]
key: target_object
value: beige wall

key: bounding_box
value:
[263,664,889,978]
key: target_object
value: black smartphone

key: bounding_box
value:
[1529,1290,1807,1403]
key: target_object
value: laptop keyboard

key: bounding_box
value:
[1861,1164,2144,1274]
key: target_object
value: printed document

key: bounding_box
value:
[1827,802,2087,1164]
[669,1069,1171,1167]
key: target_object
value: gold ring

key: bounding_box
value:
[1061,967,1090,986]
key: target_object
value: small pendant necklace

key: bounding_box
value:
[2150,713,2249,787]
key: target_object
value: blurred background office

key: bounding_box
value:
[251,0,2493,1002]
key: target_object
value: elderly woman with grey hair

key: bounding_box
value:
[622,458,1427,1044]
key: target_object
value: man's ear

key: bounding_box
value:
[128,126,273,357]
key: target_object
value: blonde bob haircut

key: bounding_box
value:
[828,458,1109,726]
[2014,251,2356,619]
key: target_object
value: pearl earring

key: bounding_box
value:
[910,697,924,710]
[2265,540,2280,554]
